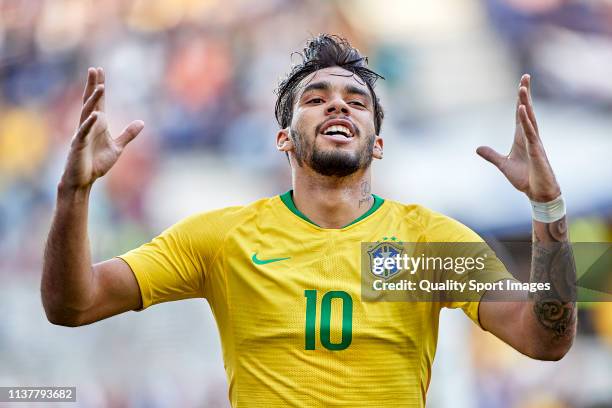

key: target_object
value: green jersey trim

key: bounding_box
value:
[279,190,385,228]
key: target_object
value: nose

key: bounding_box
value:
[326,97,350,115]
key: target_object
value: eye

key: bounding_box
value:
[307,98,324,104]
[349,101,366,107]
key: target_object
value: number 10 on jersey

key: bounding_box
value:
[304,290,353,351]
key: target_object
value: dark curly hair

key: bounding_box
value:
[275,34,385,134]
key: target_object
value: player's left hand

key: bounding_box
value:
[477,74,561,202]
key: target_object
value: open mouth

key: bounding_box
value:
[320,124,354,142]
[322,125,353,139]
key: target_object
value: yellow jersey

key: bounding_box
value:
[118,191,510,407]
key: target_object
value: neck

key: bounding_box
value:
[291,166,374,229]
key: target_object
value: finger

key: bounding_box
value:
[115,120,145,148]
[73,112,98,147]
[519,84,539,134]
[82,67,97,104]
[520,73,529,88]
[514,76,529,126]
[518,105,539,146]
[525,75,539,133]
[476,146,507,169]
[519,105,549,163]
[95,67,105,112]
[522,73,533,104]
[79,85,104,125]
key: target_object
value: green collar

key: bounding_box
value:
[279,190,384,228]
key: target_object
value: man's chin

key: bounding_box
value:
[314,138,360,158]
[309,149,363,178]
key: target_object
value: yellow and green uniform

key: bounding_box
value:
[119,191,510,407]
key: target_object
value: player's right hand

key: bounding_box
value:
[60,67,144,190]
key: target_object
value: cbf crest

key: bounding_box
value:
[367,241,404,280]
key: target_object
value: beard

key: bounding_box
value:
[291,126,375,177]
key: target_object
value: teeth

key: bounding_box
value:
[323,125,352,137]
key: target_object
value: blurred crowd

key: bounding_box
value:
[0,0,611,407]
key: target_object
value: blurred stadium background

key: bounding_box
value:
[0,0,611,407]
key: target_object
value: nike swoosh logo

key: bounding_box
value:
[252,253,291,265]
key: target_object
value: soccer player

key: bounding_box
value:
[42,35,576,407]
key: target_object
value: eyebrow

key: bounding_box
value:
[300,80,372,102]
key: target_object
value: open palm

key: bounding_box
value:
[62,67,144,190]
[477,74,560,203]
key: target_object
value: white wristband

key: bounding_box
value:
[530,195,566,223]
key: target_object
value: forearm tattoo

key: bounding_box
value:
[531,216,577,340]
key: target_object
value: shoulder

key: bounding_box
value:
[167,196,279,236]
[382,199,484,242]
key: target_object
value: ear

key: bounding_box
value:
[372,135,384,159]
[276,128,295,152]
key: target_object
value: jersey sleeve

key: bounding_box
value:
[442,253,512,329]
[117,212,225,310]
[426,211,515,329]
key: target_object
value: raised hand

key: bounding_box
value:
[476,74,561,202]
[61,67,144,190]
